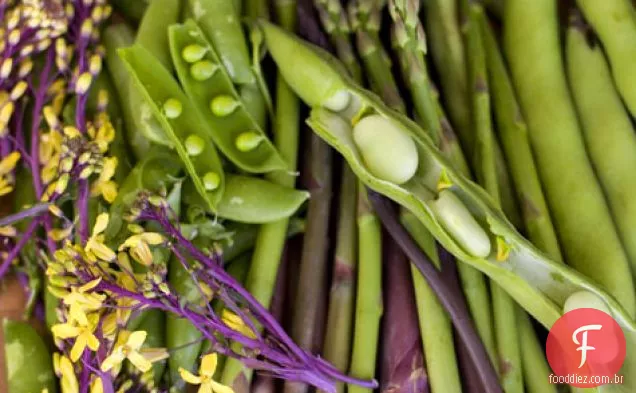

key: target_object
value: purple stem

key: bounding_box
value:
[78,179,90,243]
[0,218,40,278]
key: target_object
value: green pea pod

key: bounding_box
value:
[167,252,204,390]
[3,319,57,393]
[136,0,181,70]
[137,309,167,385]
[119,44,227,213]
[186,0,254,85]
[259,21,636,391]
[183,174,309,224]
[103,23,155,158]
[168,20,286,173]
[105,150,182,240]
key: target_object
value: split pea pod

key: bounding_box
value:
[258,22,636,391]
[504,0,636,315]
[168,20,287,173]
[119,44,226,211]
[575,0,636,118]
[566,22,636,276]
[3,319,57,393]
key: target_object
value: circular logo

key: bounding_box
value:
[546,308,626,387]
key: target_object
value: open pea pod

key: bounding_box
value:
[259,21,636,391]
[167,20,287,174]
[118,44,226,213]
[183,175,309,224]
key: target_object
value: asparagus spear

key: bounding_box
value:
[380,236,429,393]
[221,0,302,388]
[320,166,358,393]
[461,3,523,391]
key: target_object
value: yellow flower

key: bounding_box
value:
[119,232,164,266]
[53,353,79,393]
[85,213,116,262]
[0,225,16,237]
[222,310,257,339]
[101,331,151,373]
[90,376,103,393]
[179,353,234,393]
[0,151,19,195]
[90,156,118,203]
[63,284,105,326]
[51,314,100,362]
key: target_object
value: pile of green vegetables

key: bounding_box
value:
[2,0,636,393]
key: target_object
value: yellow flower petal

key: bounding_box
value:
[178,368,202,385]
[140,232,164,245]
[88,241,116,261]
[70,334,87,362]
[51,323,81,339]
[85,332,100,351]
[126,330,147,350]
[210,381,235,393]
[100,352,125,372]
[90,377,103,393]
[199,384,214,393]
[127,350,152,373]
[140,348,169,363]
[200,353,218,377]
[92,213,109,236]
[222,310,256,339]
[79,278,102,292]
[0,151,20,175]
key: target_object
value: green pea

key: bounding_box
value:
[203,171,221,191]
[185,134,205,156]
[563,291,611,315]
[168,21,287,174]
[235,131,264,152]
[352,114,419,185]
[190,60,218,81]
[3,320,57,393]
[163,98,183,119]
[119,45,226,213]
[210,95,240,117]
[182,44,207,63]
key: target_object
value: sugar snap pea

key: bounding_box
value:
[575,0,636,118]
[168,20,286,174]
[259,22,636,391]
[567,22,636,276]
[136,0,181,71]
[3,319,57,393]
[504,0,636,316]
[119,44,227,213]
[183,174,309,224]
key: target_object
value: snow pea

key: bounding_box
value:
[136,0,181,71]
[137,309,167,385]
[182,174,309,224]
[119,44,227,212]
[168,20,286,173]
[3,319,57,393]
[259,21,636,390]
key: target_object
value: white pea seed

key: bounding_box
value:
[432,189,492,258]
[323,90,351,112]
[563,291,611,315]
[184,134,205,156]
[352,114,419,185]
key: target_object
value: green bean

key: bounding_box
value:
[575,0,636,118]
[183,174,308,224]
[119,44,227,212]
[3,319,57,393]
[103,23,154,159]
[136,0,181,71]
[422,0,472,154]
[504,0,636,315]
[567,22,636,276]
[259,21,636,391]
[168,20,287,173]
[516,308,557,393]
[166,253,204,390]
[401,210,462,393]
